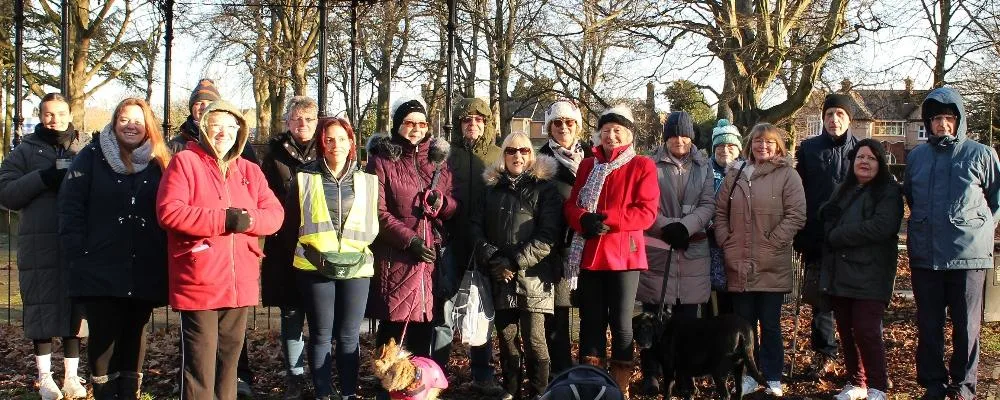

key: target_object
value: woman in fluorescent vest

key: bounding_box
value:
[284,117,377,400]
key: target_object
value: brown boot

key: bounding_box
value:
[580,356,605,368]
[609,360,634,399]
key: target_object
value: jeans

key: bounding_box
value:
[433,245,494,382]
[545,306,573,376]
[577,270,640,362]
[495,309,549,396]
[912,268,986,399]
[831,296,888,391]
[280,306,307,376]
[731,292,785,382]
[297,271,370,397]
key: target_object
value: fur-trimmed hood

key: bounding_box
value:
[366,132,450,164]
[482,154,558,186]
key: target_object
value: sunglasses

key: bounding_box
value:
[552,119,576,128]
[461,115,485,124]
[504,147,531,155]
[402,120,429,129]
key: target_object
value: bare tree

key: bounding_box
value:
[918,0,992,87]
[359,0,419,133]
[23,0,160,129]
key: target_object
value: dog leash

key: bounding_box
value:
[655,247,674,323]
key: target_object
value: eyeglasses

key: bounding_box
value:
[751,138,777,146]
[402,120,429,129]
[461,115,485,124]
[290,117,317,124]
[504,147,531,155]
[552,119,576,128]
[932,115,957,124]
[209,124,240,132]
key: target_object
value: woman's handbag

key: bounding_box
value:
[450,251,495,346]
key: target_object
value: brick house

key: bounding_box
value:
[791,78,929,164]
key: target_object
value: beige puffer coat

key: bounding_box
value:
[714,157,806,293]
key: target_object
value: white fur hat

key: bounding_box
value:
[544,100,584,136]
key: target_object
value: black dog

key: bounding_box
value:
[633,312,767,400]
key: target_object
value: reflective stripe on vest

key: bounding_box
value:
[292,170,379,272]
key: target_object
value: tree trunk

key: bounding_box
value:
[252,70,271,141]
[933,0,952,88]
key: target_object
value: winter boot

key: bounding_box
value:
[118,371,142,400]
[609,360,634,400]
[90,372,119,400]
[500,352,522,399]
[527,359,551,396]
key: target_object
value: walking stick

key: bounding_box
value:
[788,254,804,377]
[656,248,674,324]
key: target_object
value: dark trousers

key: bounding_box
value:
[375,320,435,359]
[84,297,154,377]
[180,307,249,400]
[297,271,370,397]
[731,292,785,382]
[495,309,550,396]
[831,296,888,391]
[806,261,839,357]
[912,268,986,399]
[577,270,640,362]
[545,306,573,376]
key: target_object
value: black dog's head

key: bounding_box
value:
[633,312,669,350]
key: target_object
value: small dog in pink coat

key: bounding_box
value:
[372,338,449,400]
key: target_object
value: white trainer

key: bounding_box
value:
[36,372,64,400]
[867,388,887,400]
[834,384,868,400]
[61,376,87,399]
[766,381,784,397]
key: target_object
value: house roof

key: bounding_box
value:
[508,99,547,120]
[845,89,930,121]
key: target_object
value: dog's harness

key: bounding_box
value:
[655,247,674,324]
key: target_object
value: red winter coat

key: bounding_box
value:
[156,143,283,310]
[365,134,457,322]
[564,145,659,271]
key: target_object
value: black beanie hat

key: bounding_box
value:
[822,94,852,119]
[391,99,427,137]
[663,111,695,141]
[189,78,221,111]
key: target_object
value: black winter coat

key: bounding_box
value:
[794,132,858,262]
[260,132,317,306]
[470,156,563,313]
[58,135,168,305]
[818,182,903,303]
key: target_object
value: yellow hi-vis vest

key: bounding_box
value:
[292,170,379,278]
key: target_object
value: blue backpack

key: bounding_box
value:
[540,365,624,400]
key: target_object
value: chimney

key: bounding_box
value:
[904,77,913,95]
[840,79,853,93]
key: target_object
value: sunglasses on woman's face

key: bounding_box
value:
[552,119,576,128]
[504,147,531,155]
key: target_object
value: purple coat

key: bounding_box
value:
[365,134,457,322]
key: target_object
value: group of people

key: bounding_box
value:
[0,78,994,400]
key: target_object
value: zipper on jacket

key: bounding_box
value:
[223,167,238,305]
[928,154,937,268]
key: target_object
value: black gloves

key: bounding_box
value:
[661,222,690,250]
[225,208,252,233]
[39,166,66,190]
[406,237,436,262]
[489,255,515,283]
[579,212,610,238]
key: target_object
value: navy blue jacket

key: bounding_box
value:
[794,131,859,262]
[57,134,168,304]
[904,87,1000,270]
